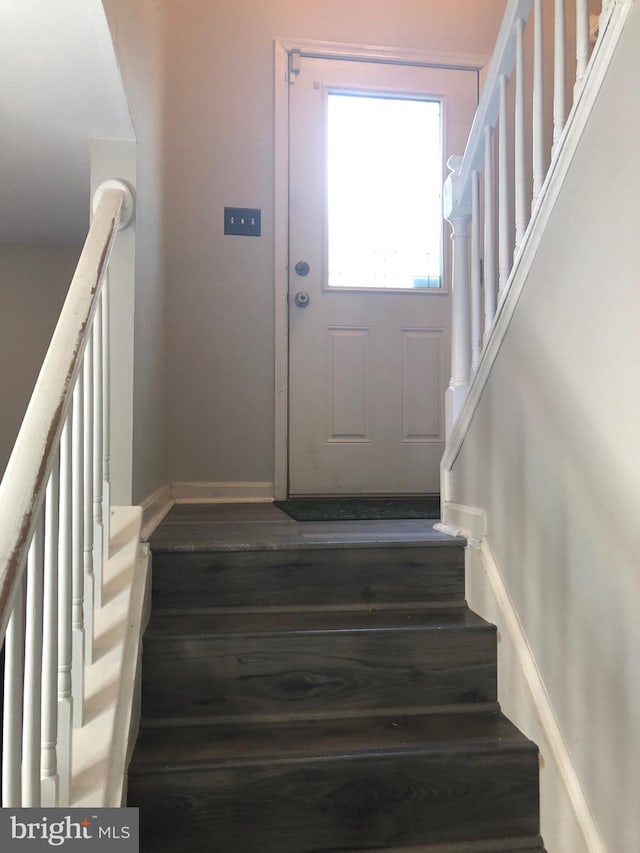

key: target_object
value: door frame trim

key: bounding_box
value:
[273,38,489,500]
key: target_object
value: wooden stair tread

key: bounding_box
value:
[358,839,545,852]
[150,534,466,553]
[144,605,490,638]
[130,709,536,774]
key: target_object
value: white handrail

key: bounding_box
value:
[0,188,123,640]
[444,0,604,431]
[455,0,534,208]
[0,178,134,808]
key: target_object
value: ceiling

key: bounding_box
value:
[0,0,134,245]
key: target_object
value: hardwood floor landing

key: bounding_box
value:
[149,501,459,552]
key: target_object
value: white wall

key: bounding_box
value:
[448,5,640,850]
[102,0,168,504]
[0,1,142,501]
[0,0,133,244]
[161,0,507,485]
[0,245,79,477]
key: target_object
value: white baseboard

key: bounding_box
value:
[468,539,605,853]
[71,506,150,808]
[171,481,274,504]
[140,483,174,541]
[106,538,150,807]
[437,501,487,547]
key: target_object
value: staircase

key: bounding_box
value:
[127,506,544,852]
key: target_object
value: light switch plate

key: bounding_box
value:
[224,207,261,236]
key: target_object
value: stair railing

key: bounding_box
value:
[0,180,134,807]
[443,0,605,433]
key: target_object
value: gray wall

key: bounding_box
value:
[0,245,79,477]
[103,0,168,504]
[161,0,507,486]
[449,6,640,849]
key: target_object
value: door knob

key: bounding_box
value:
[294,291,310,308]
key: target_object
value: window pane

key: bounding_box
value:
[327,93,442,290]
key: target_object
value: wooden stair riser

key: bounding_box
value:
[128,748,539,853]
[151,544,465,610]
[141,624,497,721]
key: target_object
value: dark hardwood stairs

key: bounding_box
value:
[128,535,544,852]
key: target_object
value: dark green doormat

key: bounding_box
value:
[274,496,440,522]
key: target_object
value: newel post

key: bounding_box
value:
[444,156,472,438]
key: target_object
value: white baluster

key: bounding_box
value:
[470,170,482,373]
[553,0,567,151]
[483,126,497,343]
[93,298,104,609]
[514,17,528,253]
[22,515,45,806]
[71,376,85,729]
[443,155,472,434]
[41,458,60,806]
[532,0,545,209]
[2,572,26,806]
[498,75,511,296]
[102,276,111,563]
[83,338,95,665]
[57,412,73,804]
[575,0,590,96]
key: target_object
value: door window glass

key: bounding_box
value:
[327,92,442,290]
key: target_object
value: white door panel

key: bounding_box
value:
[288,57,477,495]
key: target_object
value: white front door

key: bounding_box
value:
[288,56,477,496]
